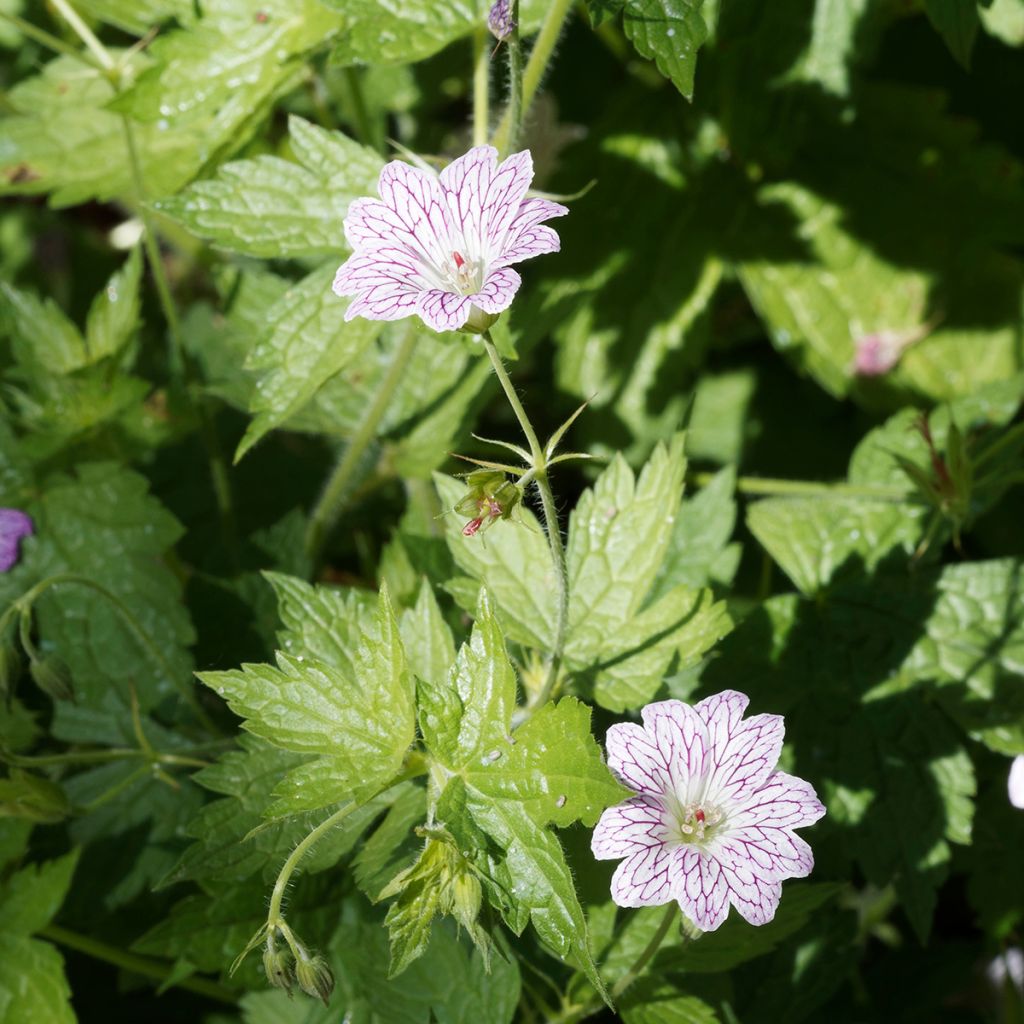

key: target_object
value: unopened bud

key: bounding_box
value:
[294,951,334,1005]
[487,0,516,41]
[29,655,73,702]
[262,939,292,992]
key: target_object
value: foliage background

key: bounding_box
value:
[1,0,1024,1021]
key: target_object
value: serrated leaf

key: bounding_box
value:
[621,993,721,1024]
[924,0,980,67]
[0,461,193,716]
[155,117,381,259]
[622,0,709,100]
[77,0,192,32]
[589,584,732,712]
[435,474,558,651]
[353,785,428,901]
[167,735,394,886]
[235,264,385,460]
[84,247,143,362]
[0,849,79,935]
[400,580,456,689]
[200,588,413,807]
[564,437,687,664]
[650,466,740,598]
[0,934,75,1024]
[1,281,87,376]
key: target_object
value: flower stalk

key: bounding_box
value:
[480,331,568,715]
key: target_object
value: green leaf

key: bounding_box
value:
[325,0,552,66]
[84,247,143,362]
[165,735,395,886]
[589,584,732,712]
[564,437,687,664]
[235,264,385,461]
[924,0,980,67]
[155,117,381,259]
[746,496,926,597]
[0,461,193,716]
[400,580,457,689]
[422,593,620,998]
[650,466,740,598]
[622,991,721,1024]
[76,0,192,32]
[0,934,75,1024]
[0,849,79,935]
[435,474,558,651]
[200,588,414,808]
[1,282,88,375]
[353,785,428,901]
[622,0,709,100]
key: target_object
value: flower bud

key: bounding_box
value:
[487,0,516,42]
[294,952,334,1006]
[262,939,292,993]
[455,470,521,536]
[29,655,73,702]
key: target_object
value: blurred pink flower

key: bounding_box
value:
[333,146,567,333]
[592,691,825,931]
[0,508,33,572]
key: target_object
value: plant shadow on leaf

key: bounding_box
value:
[701,548,972,955]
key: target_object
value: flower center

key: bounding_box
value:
[444,250,482,296]
[671,802,724,845]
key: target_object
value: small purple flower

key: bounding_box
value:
[591,691,826,931]
[1010,756,1024,810]
[488,0,516,42]
[332,146,567,334]
[0,509,33,572]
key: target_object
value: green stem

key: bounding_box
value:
[480,333,568,713]
[0,9,100,65]
[268,803,359,927]
[12,573,216,732]
[502,2,523,156]
[609,902,678,1002]
[305,326,418,566]
[39,924,237,1005]
[491,0,573,152]
[690,471,909,502]
[342,66,379,151]
[553,904,679,1024]
[48,0,112,69]
[472,28,491,147]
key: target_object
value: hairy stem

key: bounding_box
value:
[268,802,359,927]
[480,333,568,712]
[492,0,573,152]
[40,924,237,1005]
[11,573,216,732]
[473,28,490,146]
[305,325,418,566]
[502,2,523,156]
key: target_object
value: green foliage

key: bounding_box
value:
[622,0,709,100]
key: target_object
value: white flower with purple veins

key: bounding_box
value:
[592,691,826,931]
[332,146,567,334]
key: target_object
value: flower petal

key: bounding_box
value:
[729,771,826,831]
[441,148,534,263]
[695,690,784,807]
[675,847,731,931]
[605,721,674,795]
[333,247,431,297]
[716,826,815,881]
[1010,755,1024,810]
[469,267,521,315]
[344,284,420,323]
[495,198,567,267]
[591,794,670,860]
[416,289,470,332]
[610,844,682,907]
[641,699,711,802]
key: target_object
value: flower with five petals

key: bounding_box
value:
[592,691,826,931]
[332,146,567,334]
